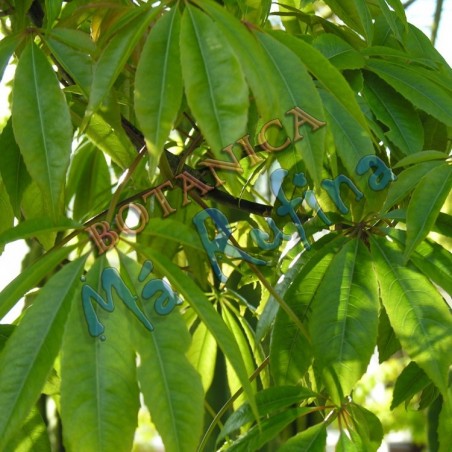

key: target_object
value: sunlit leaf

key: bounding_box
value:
[135,7,183,171]
[60,256,140,451]
[279,422,327,451]
[366,60,452,127]
[0,245,76,319]
[310,239,379,404]
[180,4,249,158]
[86,4,162,116]
[12,41,72,221]
[0,256,87,447]
[118,254,204,452]
[391,361,431,410]
[371,237,452,396]
[405,163,452,259]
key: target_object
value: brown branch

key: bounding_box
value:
[431,0,444,45]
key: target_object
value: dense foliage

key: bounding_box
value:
[0,0,451,450]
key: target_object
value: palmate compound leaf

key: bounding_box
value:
[60,256,140,452]
[370,236,452,398]
[0,255,87,448]
[12,41,73,222]
[135,6,183,173]
[118,253,204,452]
[309,238,379,405]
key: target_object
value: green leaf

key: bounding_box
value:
[44,32,93,97]
[387,228,452,295]
[46,28,96,54]
[0,325,15,351]
[337,431,360,452]
[349,404,384,452]
[393,151,448,169]
[187,321,217,392]
[318,87,374,175]
[4,407,51,452]
[383,160,443,212]
[60,256,140,451]
[255,31,326,184]
[193,0,279,123]
[118,254,204,452]
[310,239,379,404]
[0,255,87,447]
[44,0,62,28]
[129,244,258,421]
[73,109,136,169]
[272,31,370,134]
[366,60,452,127]
[66,142,111,221]
[438,396,452,452]
[0,217,80,248]
[363,72,423,155]
[377,306,401,363]
[371,236,452,396]
[411,241,452,295]
[376,0,406,43]
[226,407,312,451]
[180,4,249,156]
[222,305,257,408]
[0,182,15,252]
[135,7,183,171]
[0,245,75,320]
[218,386,316,444]
[86,4,162,116]
[270,237,347,386]
[322,0,373,41]
[391,361,431,410]
[313,34,365,70]
[405,163,452,259]
[279,422,327,452]
[12,41,72,221]
[0,34,20,82]
[140,218,205,252]
[0,118,31,216]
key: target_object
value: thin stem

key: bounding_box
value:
[105,145,147,223]
[431,0,444,45]
[197,356,270,452]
